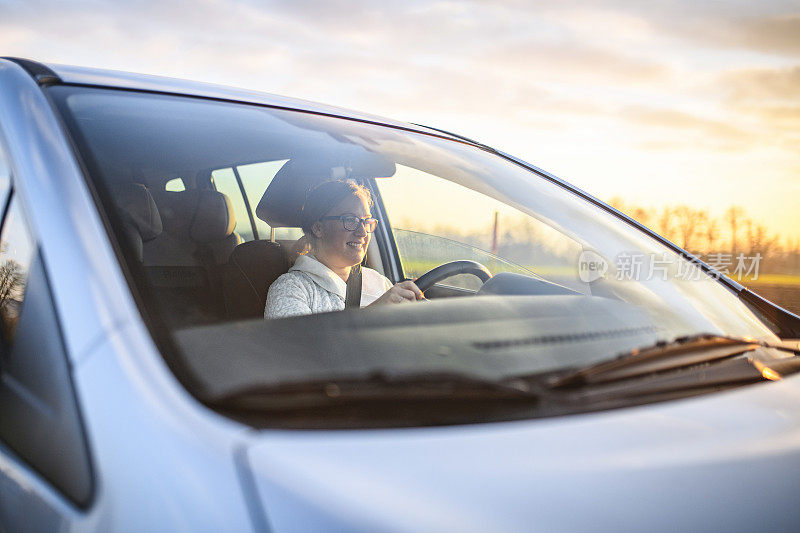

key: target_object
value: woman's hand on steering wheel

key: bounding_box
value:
[369,280,424,306]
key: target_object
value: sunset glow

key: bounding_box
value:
[2,1,798,241]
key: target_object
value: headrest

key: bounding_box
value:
[255,160,326,228]
[159,189,236,243]
[114,183,162,242]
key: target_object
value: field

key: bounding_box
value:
[745,280,800,315]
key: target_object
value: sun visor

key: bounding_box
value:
[256,146,396,227]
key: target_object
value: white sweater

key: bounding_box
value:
[265,254,393,319]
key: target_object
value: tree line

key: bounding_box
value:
[608,198,800,275]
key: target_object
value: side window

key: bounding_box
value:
[237,160,289,239]
[376,164,587,292]
[0,198,35,344]
[164,177,186,192]
[0,194,93,505]
[389,229,536,290]
[211,168,254,241]
[213,160,301,242]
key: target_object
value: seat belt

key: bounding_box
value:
[345,263,362,308]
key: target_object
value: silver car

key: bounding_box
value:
[1,56,800,532]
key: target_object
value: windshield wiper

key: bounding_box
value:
[209,370,539,412]
[548,334,800,389]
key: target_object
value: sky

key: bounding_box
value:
[2,0,799,243]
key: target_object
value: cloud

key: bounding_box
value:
[721,65,800,102]
[633,140,687,151]
[620,106,755,151]
[477,1,800,59]
[482,41,670,85]
[751,106,800,132]
[669,13,800,57]
[713,66,800,144]
[622,107,749,139]
[1,1,671,84]
[738,14,800,55]
[2,0,799,240]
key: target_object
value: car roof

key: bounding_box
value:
[42,62,471,144]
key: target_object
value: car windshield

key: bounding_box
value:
[49,85,780,425]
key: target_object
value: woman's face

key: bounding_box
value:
[312,193,371,270]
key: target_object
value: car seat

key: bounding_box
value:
[222,240,288,319]
[144,189,241,326]
[113,182,163,262]
[221,161,321,320]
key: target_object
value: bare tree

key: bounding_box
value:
[724,206,745,253]
[673,205,707,251]
[657,207,676,242]
[0,259,24,308]
[632,207,651,227]
[608,196,626,212]
[747,221,778,256]
[705,217,719,252]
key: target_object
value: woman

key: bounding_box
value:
[265,180,423,319]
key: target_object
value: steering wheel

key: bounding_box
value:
[414,260,493,293]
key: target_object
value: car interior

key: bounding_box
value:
[112,165,388,329]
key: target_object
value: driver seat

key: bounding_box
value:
[222,240,288,319]
[221,161,325,319]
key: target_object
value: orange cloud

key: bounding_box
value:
[740,14,800,55]
[722,66,800,102]
[484,41,670,84]
[620,106,754,149]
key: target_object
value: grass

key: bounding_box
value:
[740,274,800,286]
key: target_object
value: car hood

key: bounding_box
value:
[242,376,800,532]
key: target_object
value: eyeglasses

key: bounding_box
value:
[320,215,379,233]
